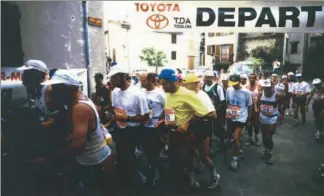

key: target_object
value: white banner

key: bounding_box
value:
[130,1,324,33]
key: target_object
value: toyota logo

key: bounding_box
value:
[146,14,169,30]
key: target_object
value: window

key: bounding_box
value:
[221,45,230,61]
[171,34,177,44]
[290,42,298,54]
[171,51,177,60]
[208,32,215,37]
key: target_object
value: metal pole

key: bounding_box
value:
[82,1,92,97]
[127,29,131,73]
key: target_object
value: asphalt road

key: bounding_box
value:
[115,110,324,196]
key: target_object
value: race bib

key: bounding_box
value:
[260,105,274,113]
[164,109,176,125]
[295,90,304,96]
[226,105,241,119]
[313,93,324,101]
[114,107,127,128]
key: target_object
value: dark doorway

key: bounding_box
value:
[1,2,24,67]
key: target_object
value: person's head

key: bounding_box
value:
[204,71,214,85]
[281,75,288,83]
[158,69,178,93]
[94,73,104,86]
[108,64,130,88]
[249,73,257,85]
[176,68,182,75]
[240,74,248,85]
[41,69,81,109]
[271,73,278,82]
[312,78,322,90]
[140,72,156,90]
[261,79,273,95]
[221,74,229,88]
[183,73,200,92]
[296,74,303,82]
[18,60,49,93]
[257,73,262,80]
[229,75,241,90]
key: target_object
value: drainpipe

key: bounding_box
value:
[82,1,92,97]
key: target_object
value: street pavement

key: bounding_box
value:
[115,109,324,196]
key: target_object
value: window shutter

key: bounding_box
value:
[207,45,212,55]
[215,45,220,62]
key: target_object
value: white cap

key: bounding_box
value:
[288,72,294,76]
[41,69,80,86]
[240,74,248,79]
[296,73,302,77]
[204,71,214,77]
[261,79,272,87]
[272,73,278,77]
[281,75,287,79]
[17,59,48,73]
[312,78,322,84]
[221,74,229,81]
[108,64,129,77]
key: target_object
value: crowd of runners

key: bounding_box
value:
[15,59,324,195]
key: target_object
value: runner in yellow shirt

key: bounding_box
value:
[157,69,212,191]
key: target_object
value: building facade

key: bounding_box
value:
[1,1,106,95]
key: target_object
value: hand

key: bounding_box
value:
[155,120,165,128]
[115,114,128,122]
[177,121,190,133]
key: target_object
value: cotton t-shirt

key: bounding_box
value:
[202,83,226,104]
[311,87,324,102]
[143,88,166,128]
[226,86,253,123]
[197,90,215,113]
[164,87,209,127]
[112,85,149,128]
[289,81,311,98]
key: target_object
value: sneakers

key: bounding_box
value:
[315,130,320,140]
[261,149,266,159]
[229,158,238,170]
[187,172,200,189]
[138,171,147,185]
[293,120,299,127]
[289,109,294,116]
[285,109,289,116]
[245,137,254,146]
[151,172,160,186]
[265,151,274,165]
[208,173,221,189]
[255,135,261,146]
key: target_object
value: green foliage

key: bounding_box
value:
[249,46,276,68]
[247,57,265,69]
[139,48,168,70]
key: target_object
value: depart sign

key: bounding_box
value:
[133,1,324,32]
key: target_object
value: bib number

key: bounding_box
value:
[313,93,324,101]
[260,105,274,113]
[226,105,241,119]
[295,90,304,96]
[164,109,176,125]
[114,107,127,128]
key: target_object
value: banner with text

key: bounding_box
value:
[132,1,324,32]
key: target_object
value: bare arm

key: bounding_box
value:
[47,104,90,161]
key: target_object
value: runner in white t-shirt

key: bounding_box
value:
[289,74,311,126]
[109,64,150,185]
[182,73,220,189]
[226,75,253,171]
[139,72,166,186]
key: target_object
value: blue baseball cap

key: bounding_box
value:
[111,61,117,66]
[158,69,178,82]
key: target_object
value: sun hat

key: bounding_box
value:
[296,73,302,77]
[272,73,278,77]
[183,73,200,84]
[17,59,48,73]
[261,79,272,87]
[221,74,229,81]
[312,78,322,84]
[108,64,129,77]
[281,75,288,79]
[158,68,178,82]
[229,75,241,86]
[288,72,294,76]
[204,71,214,77]
[240,74,248,79]
[41,69,80,87]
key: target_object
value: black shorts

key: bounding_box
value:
[228,119,246,129]
[293,97,307,105]
[191,120,213,140]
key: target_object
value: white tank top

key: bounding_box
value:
[76,99,111,166]
[259,91,278,125]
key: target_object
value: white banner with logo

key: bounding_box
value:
[128,1,324,32]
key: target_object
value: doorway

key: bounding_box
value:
[1,2,24,67]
